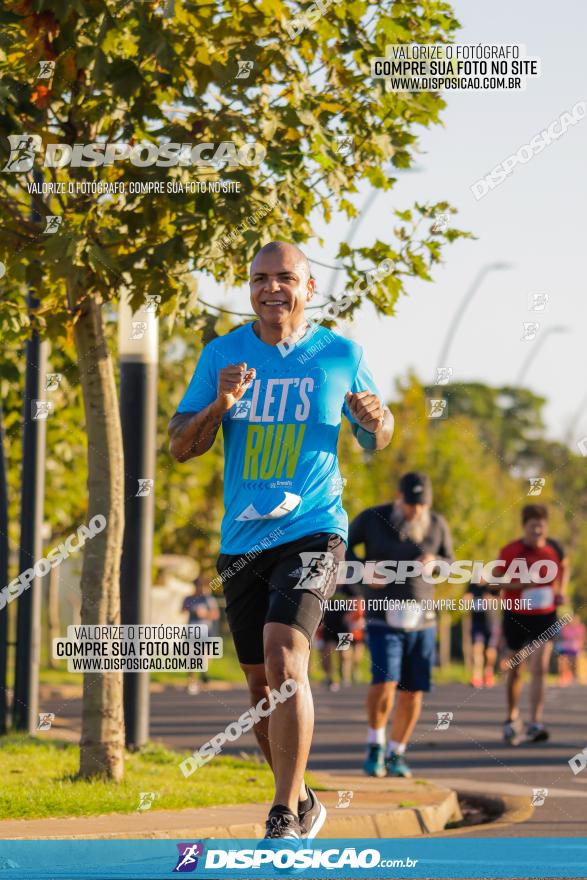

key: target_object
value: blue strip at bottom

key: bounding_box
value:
[1,838,586,879]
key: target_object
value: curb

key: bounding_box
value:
[0,787,463,841]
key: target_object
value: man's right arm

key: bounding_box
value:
[168,402,226,462]
[169,361,256,463]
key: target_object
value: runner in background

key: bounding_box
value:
[169,241,393,841]
[496,504,569,745]
[348,472,454,779]
[463,579,501,688]
[316,584,365,690]
[182,576,220,694]
[556,615,585,686]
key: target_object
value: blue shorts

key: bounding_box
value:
[366,623,436,691]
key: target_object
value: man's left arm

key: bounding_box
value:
[344,351,393,451]
[346,391,394,450]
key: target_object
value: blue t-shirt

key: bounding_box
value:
[177,321,381,554]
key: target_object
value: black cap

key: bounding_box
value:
[399,472,432,505]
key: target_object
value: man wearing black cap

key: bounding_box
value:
[348,472,453,778]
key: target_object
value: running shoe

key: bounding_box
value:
[363,743,386,777]
[526,722,549,743]
[385,752,413,778]
[298,787,327,839]
[470,676,483,688]
[263,806,302,841]
[503,718,524,746]
[484,670,495,688]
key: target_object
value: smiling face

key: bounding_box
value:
[249,243,315,334]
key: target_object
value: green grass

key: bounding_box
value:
[40,647,475,690]
[0,736,278,820]
[432,662,471,685]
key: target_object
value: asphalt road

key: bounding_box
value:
[49,678,587,837]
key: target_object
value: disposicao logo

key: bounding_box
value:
[2,134,266,171]
[173,842,204,872]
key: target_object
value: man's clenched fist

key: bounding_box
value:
[345,390,385,434]
[216,363,256,412]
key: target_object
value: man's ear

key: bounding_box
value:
[306,277,316,301]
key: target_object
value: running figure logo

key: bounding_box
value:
[45,373,62,391]
[528,293,549,311]
[145,293,162,313]
[335,135,354,158]
[435,711,453,730]
[236,60,254,79]
[336,790,354,809]
[521,322,539,341]
[528,477,545,496]
[173,843,204,872]
[336,632,353,651]
[434,367,453,385]
[294,551,338,598]
[38,60,55,79]
[31,400,53,420]
[44,215,63,234]
[427,398,448,419]
[137,791,159,811]
[131,321,148,340]
[531,788,548,806]
[136,478,154,497]
[231,400,252,420]
[3,134,42,172]
[36,712,55,731]
[431,212,449,233]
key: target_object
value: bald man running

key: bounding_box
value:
[169,241,393,842]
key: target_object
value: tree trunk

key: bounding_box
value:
[70,289,125,780]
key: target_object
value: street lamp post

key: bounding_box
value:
[13,170,48,732]
[515,325,568,386]
[118,297,158,749]
[0,403,9,733]
[436,262,513,371]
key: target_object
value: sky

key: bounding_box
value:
[203,0,587,445]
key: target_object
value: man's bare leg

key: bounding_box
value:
[506,655,524,720]
[389,690,423,745]
[321,646,333,682]
[263,622,311,811]
[485,646,497,679]
[241,659,307,802]
[471,640,485,683]
[340,648,352,685]
[241,663,274,766]
[366,681,397,729]
[528,642,553,724]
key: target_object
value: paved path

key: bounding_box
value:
[45,679,587,836]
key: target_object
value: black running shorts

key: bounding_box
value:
[502,611,557,653]
[216,532,345,665]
